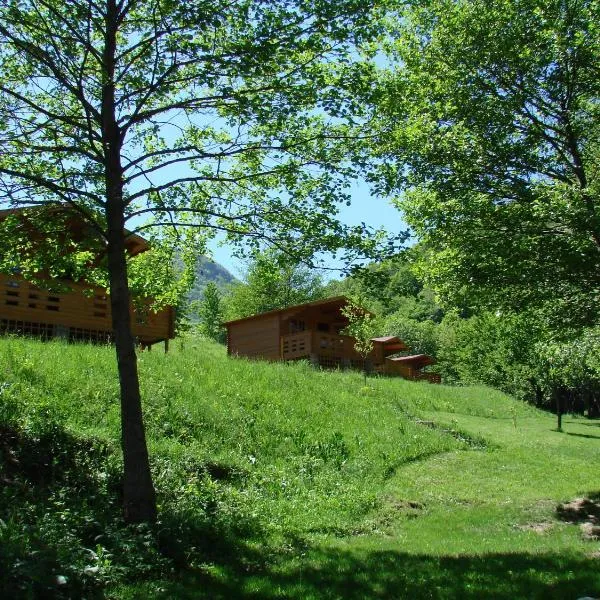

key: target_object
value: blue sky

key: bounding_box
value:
[207,179,406,279]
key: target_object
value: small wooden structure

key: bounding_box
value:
[385,354,441,384]
[224,296,440,382]
[0,207,174,347]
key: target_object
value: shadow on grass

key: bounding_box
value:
[160,546,600,600]
[556,492,600,524]
[3,421,599,600]
[565,431,600,440]
[0,421,272,599]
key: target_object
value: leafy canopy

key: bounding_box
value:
[0,0,392,266]
[374,0,600,323]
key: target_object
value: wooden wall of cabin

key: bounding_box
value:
[385,362,415,378]
[0,272,173,344]
[227,314,281,360]
[370,344,385,366]
[279,304,348,337]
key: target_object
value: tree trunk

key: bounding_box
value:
[106,208,157,523]
[102,0,156,523]
[554,388,563,432]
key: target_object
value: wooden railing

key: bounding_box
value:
[281,331,360,361]
[313,332,353,356]
[280,330,441,382]
[281,330,312,359]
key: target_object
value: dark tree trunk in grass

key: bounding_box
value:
[555,389,563,432]
[106,210,157,523]
[0,0,391,524]
[102,0,156,523]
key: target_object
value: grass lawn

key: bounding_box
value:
[1,336,598,599]
[154,414,600,600]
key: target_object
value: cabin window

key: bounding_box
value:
[7,280,20,288]
[289,319,305,333]
[317,322,330,332]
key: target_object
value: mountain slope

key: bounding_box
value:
[186,255,237,303]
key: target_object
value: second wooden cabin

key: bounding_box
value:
[224,296,440,382]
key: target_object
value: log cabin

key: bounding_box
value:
[0,206,175,347]
[224,296,440,382]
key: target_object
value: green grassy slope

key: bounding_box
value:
[0,336,598,599]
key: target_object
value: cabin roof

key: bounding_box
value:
[223,295,358,327]
[370,336,409,351]
[386,353,435,367]
[0,205,149,257]
[371,336,401,344]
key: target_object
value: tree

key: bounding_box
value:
[374,0,600,324]
[341,298,377,384]
[0,0,389,522]
[196,282,225,343]
[326,248,447,321]
[224,249,324,320]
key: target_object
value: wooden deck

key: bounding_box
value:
[281,331,362,362]
[281,330,441,382]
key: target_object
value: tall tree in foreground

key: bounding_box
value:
[0,0,388,522]
[374,0,600,324]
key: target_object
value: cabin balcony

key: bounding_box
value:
[281,330,359,362]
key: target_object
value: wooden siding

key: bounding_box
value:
[227,314,280,360]
[383,360,441,383]
[225,298,441,383]
[0,273,173,344]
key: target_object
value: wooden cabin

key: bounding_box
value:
[224,296,440,382]
[385,354,441,384]
[0,207,174,347]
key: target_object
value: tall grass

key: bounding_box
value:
[1,336,484,536]
[1,335,598,599]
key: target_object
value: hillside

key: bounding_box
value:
[1,336,599,599]
[187,255,237,303]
